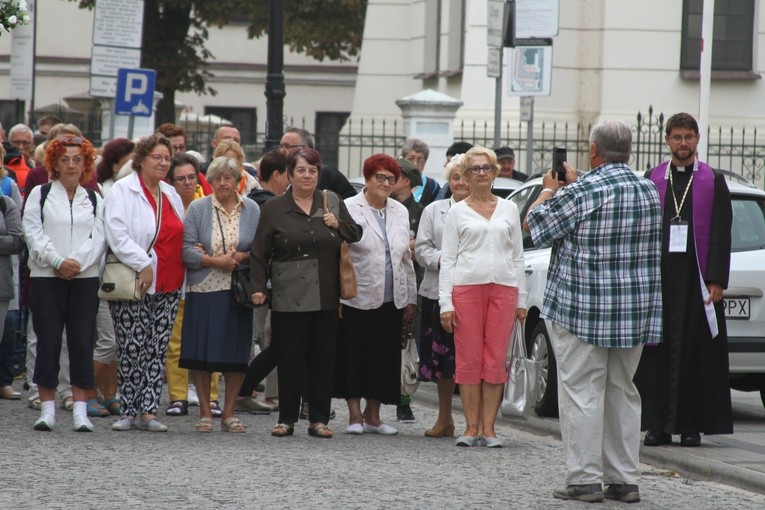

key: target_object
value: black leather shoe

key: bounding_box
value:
[680,432,701,447]
[605,484,640,503]
[644,430,672,446]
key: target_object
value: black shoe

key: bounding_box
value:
[644,430,672,446]
[605,484,640,503]
[680,432,701,447]
[552,484,604,502]
[396,405,415,423]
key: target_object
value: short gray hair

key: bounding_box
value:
[284,127,315,149]
[443,153,465,180]
[589,120,632,164]
[401,138,430,160]
[9,124,33,139]
[206,156,242,182]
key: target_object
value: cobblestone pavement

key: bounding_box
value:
[2,380,765,509]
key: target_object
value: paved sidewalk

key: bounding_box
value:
[2,377,765,509]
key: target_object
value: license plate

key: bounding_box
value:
[723,297,750,319]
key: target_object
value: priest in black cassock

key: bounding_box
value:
[635,112,733,448]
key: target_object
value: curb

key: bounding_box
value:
[414,385,765,496]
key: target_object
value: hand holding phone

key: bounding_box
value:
[553,147,567,182]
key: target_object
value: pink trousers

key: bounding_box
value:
[453,283,518,385]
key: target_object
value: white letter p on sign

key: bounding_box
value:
[124,73,148,102]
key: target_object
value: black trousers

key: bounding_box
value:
[271,309,337,424]
[30,277,99,390]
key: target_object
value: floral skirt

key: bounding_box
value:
[418,297,455,382]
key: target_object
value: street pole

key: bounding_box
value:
[698,0,715,161]
[493,48,503,149]
[264,0,285,152]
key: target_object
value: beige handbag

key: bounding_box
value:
[323,190,357,299]
[98,192,163,301]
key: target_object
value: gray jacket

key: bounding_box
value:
[183,195,260,287]
[0,197,25,301]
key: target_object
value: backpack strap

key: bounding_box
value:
[0,176,11,197]
[40,183,98,223]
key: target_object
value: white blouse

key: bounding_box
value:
[438,199,526,313]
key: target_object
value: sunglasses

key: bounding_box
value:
[57,136,83,145]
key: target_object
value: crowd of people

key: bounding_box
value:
[0,111,733,504]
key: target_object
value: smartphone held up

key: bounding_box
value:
[553,147,567,182]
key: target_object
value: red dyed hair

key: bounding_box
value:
[44,135,97,185]
[362,153,401,182]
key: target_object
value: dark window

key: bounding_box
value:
[315,112,350,172]
[681,0,754,72]
[0,100,26,133]
[203,106,257,145]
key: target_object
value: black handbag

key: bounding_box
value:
[215,208,254,308]
[230,264,254,308]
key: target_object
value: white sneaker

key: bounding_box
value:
[362,422,398,435]
[34,414,55,431]
[187,384,199,406]
[73,414,94,432]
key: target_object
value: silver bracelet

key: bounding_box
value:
[541,188,556,197]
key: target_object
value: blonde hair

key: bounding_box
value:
[213,139,245,168]
[460,146,499,178]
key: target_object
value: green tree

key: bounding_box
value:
[73,0,367,125]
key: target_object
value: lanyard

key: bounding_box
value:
[668,162,695,220]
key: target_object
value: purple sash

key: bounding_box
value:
[649,161,715,277]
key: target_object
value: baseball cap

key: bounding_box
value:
[495,147,515,160]
[397,157,423,187]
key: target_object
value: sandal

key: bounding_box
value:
[86,399,110,417]
[102,397,122,416]
[195,417,213,433]
[60,396,74,411]
[308,423,334,439]
[165,400,188,416]
[271,422,294,437]
[221,416,246,433]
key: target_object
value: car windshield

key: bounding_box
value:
[731,195,765,252]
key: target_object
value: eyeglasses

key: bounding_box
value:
[279,143,305,150]
[173,175,197,184]
[669,134,697,143]
[373,173,397,185]
[10,139,32,147]
[59,156,83,166]
[405,155,426,165]
[149,154,172,164]
[57,136,83,145]
[467,165,494,175]
[172,144,186,152]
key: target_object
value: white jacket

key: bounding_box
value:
[23,181,106,278]
[103,171,184,295]
[414,198,455,300]
[341,192,417,310]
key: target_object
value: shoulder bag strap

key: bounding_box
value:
[147,189,163,254]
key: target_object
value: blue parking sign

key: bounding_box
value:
[115,68,156,117]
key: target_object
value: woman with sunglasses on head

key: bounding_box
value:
[439,146,527,448]
[23,135,106,432]
[334,154,417,437]
[103,134,185,432]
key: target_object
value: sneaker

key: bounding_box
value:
[552,484,604,502]
[299,402,309,420]
[33,414,55,431]
[261,398,279,411]
[604,484,640,503]
[187,384,199,406]
[111,416,135,431]
[396,405,415,423]
[234,398,272,415]
[136,417,168,432]
[73,414,94,432]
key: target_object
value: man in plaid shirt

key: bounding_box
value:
[525,120,662,504]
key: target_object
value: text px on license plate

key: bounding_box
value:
[723,297,750,320]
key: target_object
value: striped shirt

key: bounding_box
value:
[527,162,663,348]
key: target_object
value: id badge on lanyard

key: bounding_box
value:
[669,217,688,253]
